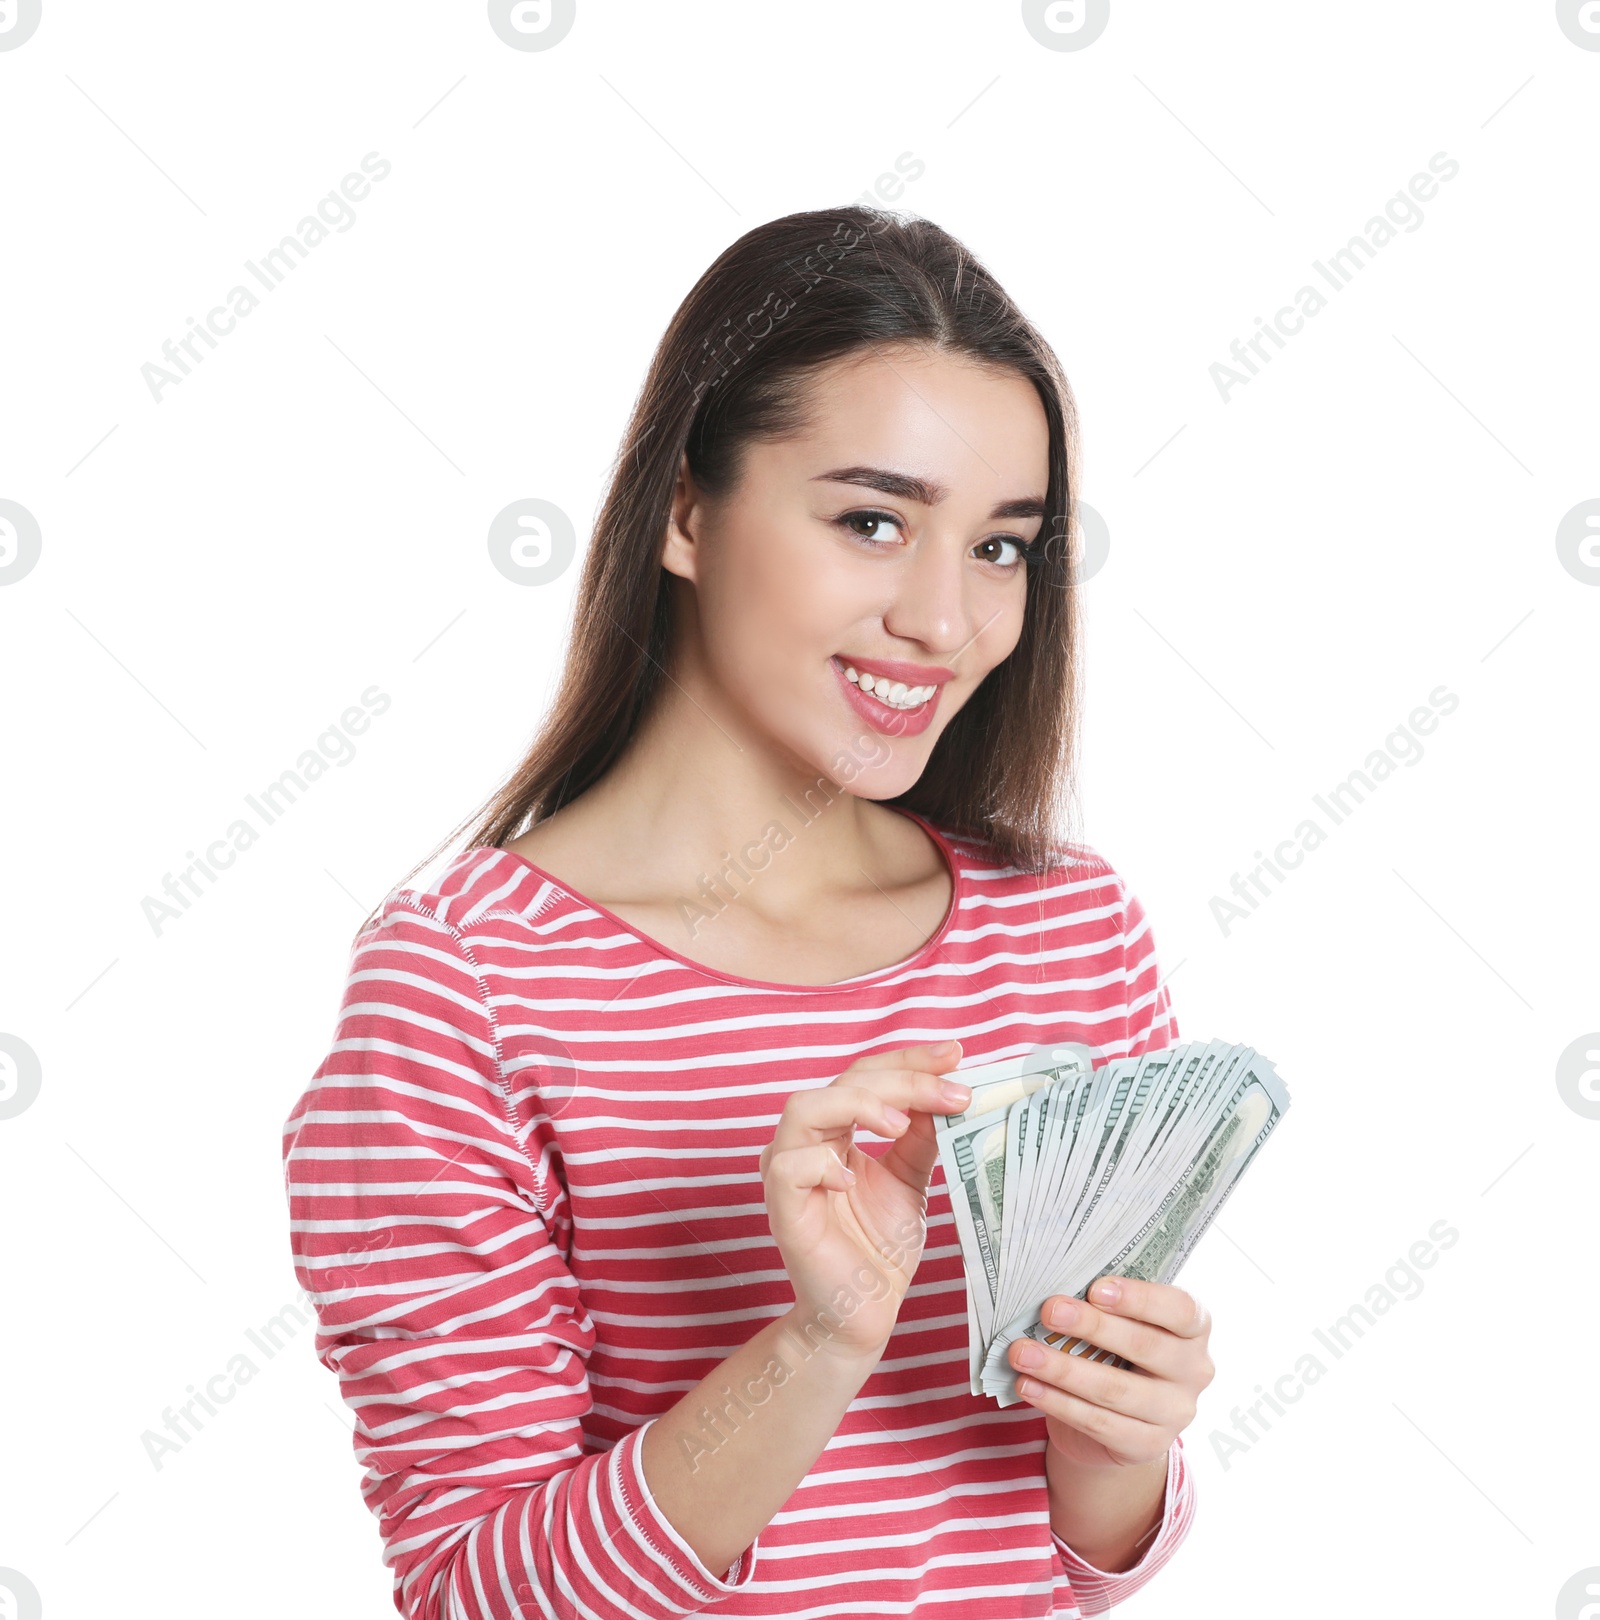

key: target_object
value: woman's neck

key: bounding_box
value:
[501,690,955,983]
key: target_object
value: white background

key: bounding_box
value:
[1,2,1596,1616]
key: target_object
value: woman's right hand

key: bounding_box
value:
[758,1040,972,1362]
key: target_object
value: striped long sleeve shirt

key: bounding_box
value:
[280,809,1196,1618]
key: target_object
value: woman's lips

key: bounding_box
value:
[839,652,956,686]
[830,655,943,738]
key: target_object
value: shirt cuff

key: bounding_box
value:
[611,1419,763,1609]
[1052,1434,1197,1615]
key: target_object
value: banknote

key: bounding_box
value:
[935,1042,1098,1385]
[935,1040,1291,1405]
[934,1042,1097,1132]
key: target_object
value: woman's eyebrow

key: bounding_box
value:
[812,465,1047,521]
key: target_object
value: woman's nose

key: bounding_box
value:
[881,540,981,660]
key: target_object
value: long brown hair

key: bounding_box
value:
[360,205,1087,939]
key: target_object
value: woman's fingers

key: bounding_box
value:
[1086,1277,1210,1339]
[1014,1279,1216,1446]
[841,1044,970,1190]
[1030,1295,1191,1380]
[851,1046,970,1136]
[767,1074,972,1161]
[762,1142,857,1231]
[849,1040,963,1070]
[1017,1379,1175,1465]
[1011,1335,1190,1429]
[758,1046,972,1221]
[872,1102,943,1192]
[768,1085,904,1156]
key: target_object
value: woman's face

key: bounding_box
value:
[665,343,1052,799]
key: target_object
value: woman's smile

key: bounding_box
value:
[829,652,949,736]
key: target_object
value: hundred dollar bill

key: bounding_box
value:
[935,1043,1097,1131]
[934,1043,1097,1393]
[936,1099,1012,1350]
[935,1038,1293,1407]
[981,1050,1291,1404]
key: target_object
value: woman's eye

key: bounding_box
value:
[975,535,1034,569]
[836,509,904,544]
[833,511,1038,568]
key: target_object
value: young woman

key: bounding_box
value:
[282,206,1214,1619]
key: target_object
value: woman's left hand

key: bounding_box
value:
[1008,1276,1215,1471]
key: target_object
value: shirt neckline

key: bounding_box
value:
[484,806,966,993]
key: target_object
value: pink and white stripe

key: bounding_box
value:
[282,810,1193,1618]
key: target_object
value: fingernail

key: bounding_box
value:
[1048,1298,1077,1331]
[842,1165,856,1182]
[936,1039,960,1053]
[940,1081,972,1106]
[1015,1342,1043,1369]
[883,1105,911,1130]
[1091,1278,1121,1306]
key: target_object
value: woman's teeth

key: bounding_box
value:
[841,663,936,711]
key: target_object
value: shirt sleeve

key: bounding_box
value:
[1052,1435,1197,1615]
[281,897,762,1619]
[1118,874,1180,1055]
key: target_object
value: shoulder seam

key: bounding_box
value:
[382,891,555,1222]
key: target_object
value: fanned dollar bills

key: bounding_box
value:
[934,1040,1291,1407]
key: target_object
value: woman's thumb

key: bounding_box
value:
[878,1106,940,1188]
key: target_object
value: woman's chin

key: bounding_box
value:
[816,752,927,801]
[770,710,935,798]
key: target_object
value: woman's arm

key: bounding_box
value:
[285,903,791,1619]
[1046,1442,1169,1570]
[640,1307,883,1577]
[284,902,958,1618]
[1048,1438,1197,1615]
[641,1038,974,1576]
[1037,871,1201,1607]
[1016,1276,1209,1612]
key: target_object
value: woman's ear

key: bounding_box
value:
[661,451,701,583]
